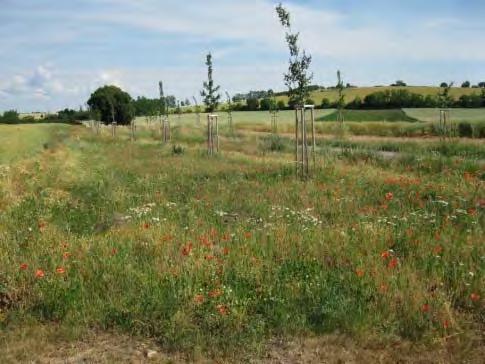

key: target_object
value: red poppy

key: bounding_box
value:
[381,251,391,259]
[244,232,252,239]
[20,263,28,270]
[111,248,118,255]
[62,252,71,260]
[223,247,230,255]
[467,208,477,216]
[209,289,222,298]
[385,192,394,201]
[355,269,365,278]
[421,304,430,313]
[181,243,193,256]
[463,172,474,181]
[210,228,218,238]
[433,245,443,255]
[194,294,205,304]
[205,255,214,261]
[199,236,212,248]
[143,223,150,229]
[387,257,398,269]
[216,304,229,315]
[470,293,480,302]
[35,269,45,279]
[56,267,66,274]
[443,320,450,329]
[222,233,231,241]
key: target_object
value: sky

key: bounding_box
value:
[0,0,484,112]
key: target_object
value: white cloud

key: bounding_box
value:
[1,0,485,111]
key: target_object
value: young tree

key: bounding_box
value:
[336,70,345,125]
[225,91,234,134]
[439,82,454,108]
[461,81,471,88]
[276,3,313,107]
[200,53,221,113]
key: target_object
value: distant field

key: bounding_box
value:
[135,110,335,129]
[274,86,481,104]
[319,109,417,122]
[133,108,485,138]
[404,108,485,123]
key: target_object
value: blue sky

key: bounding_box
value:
[1,0,484,112]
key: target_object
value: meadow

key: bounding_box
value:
[0,111,483,362]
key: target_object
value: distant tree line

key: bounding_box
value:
[342,89,485,109]
[0,109,88,124]
[132,96,187,116]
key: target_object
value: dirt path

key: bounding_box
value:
[2,330,483,364]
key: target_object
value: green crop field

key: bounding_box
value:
[319,109,417,122]
[404,108,485,123]
[0,119,483,362]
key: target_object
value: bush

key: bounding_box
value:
[458,122,473,138]
[474,124,485,138]
[246,98,260,111]
[0,110,20,124]
[172,145,184,155]
[321,98,331,109]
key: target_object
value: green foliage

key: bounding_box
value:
[276,3,312,107]
[277,100,287,110]
[458,94,483,108]
[321,98,331,108]
[246,98,260,111]
[87,85,134,125]
[200,53,221,112]
[458,122,473,138]
[260,98,276,111]
[391,80,407,87]
[0,110,19,124]
[361,89,438,109]
[438,82,454,108]
[171,144,184,155]
[461,81,471,88]
[133,96,159,117]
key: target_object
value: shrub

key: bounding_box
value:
[473,124,485,138]
[246,98,260,111]
[458,122,473,138]
[321,98,331,109]
[172,144,184,155]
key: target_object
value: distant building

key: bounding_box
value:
[18,112,57,120]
